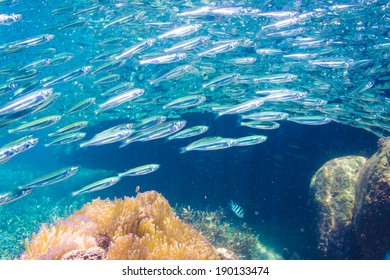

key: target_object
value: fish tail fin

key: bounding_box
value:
[179,147,188,154]
[214,112,223,120]
[148,79,157,85]
[8,129,15,134]
[119,139,132,148]
[71,190,79,196]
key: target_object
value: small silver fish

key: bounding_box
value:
[241,111,289,121]
[0,88,53,116]
[71,176,121,196]
[0,13,22,25]
[19,166,79,189]
[139,53,187,65]
[163,95,206,109]
[164,36,210,53]
[198,41,239,57]
[118,164,160,177]
[158,24,202,39]
[0,188,33,206]
[48,121,88,137]
[115,38,156,60]
[218,98,264,116]
[240,121,280,130]
[8,115,62,133]
[149,65,199,85]
[133,115,167,131]
[45,132,86,147]
[181,136,236,153]
[80,129,133,147]
[0,135,39,164]
[101,82,135,96]
[95,88,145,114]
[287,116,332,125]
[168,125,209,140]
[43,66,92,87]
[234,135,268,147]
[121,120,186,147]
[65,97,96,115]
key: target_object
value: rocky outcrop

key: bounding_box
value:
[309,156,366,259]
[353,138,390,259]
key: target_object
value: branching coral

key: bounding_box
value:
[21,191,220,260]
[177,206,281,260]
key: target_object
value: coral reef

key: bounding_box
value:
[21,191,220,260]
[309,156,366,259]
[0,167,111,260]
[353,138,390,259]
[177,206,281,260]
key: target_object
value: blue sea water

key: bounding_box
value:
[0,0,388,259]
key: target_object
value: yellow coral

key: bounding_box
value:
[21,191,220,260]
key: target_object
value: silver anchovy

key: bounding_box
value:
[19,58,52,71]
[168,125,209,140]
[181,136,236,153]
[71,176,121,196]
[158,24,202,39]
[163,95,206,109]
[80,129,133,148]
[65,97,96,115]
[242,111,289,121]
[0,13,22,25]
[234,135,268,147]
[202,73,240,88]
[43,66,92,87]
[101,82,135,96]
[92,59,126,74]
[262,90,307,102]
[133,115,167,131]
[48,121,88,137]
[94,123,134,138]
[0,88,54,116]
[164,36,210,53]
[150,65,199,85]
[217,98,265,116]
[19,166,79,189]
[0,188,33,206]
[95,88,145,114]
[50,52,74,66]
[103,12,142,29]
[139,53,187,65]
[115,38,156,60]
[240,121,281,130]
[1,34,54,51]
[0,135,39,164]
[121,120,186,147]
[45,132,86,147]
[253,73,298,84]
[8,115,62,133]
[198,41,239,57]
[287,116,332,125]
[118,164,160,177]
[93,73,120,84]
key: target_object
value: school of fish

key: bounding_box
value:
[0,0,390,204]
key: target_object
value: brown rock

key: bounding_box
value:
[309,156,366,259]
[353,138,390,259]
